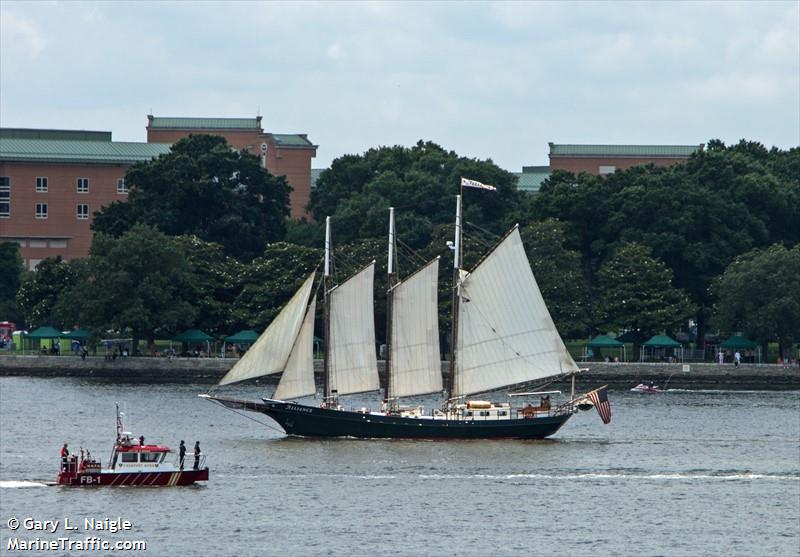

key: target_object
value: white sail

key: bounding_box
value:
[389,258,442,398]
[454,228,578,397]
[218,273,316,386]
[274,298,317,401]
[329,262,380,395]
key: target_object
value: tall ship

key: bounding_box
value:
[203,188,610,439]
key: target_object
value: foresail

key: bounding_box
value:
[218,272,316,386]
[390,258,442,398]
[329,262,380,395]
[455,228,578,397]
[274,298,316,400]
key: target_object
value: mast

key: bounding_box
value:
[323,216,332,402]
[447,194,462,401]
[385,207,397,402]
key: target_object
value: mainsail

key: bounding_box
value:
[389,258,442,398]
[218,273,316,386]
[454,228,578,397]
[273,298,317,401]
[328,262,380,395]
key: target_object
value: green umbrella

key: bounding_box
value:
[224,330,259,344]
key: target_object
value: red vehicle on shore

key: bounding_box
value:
[56,405,209,487]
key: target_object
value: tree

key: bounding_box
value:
[713,244,800,359]
[58,225,198,348]
[596,243,695,348]
[306,141,522,249]
[16,257,82,328]
[92,135,291,260]
[0,242,25,325]
[520,220,592,338]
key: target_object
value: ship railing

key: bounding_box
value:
[173,454,207,470]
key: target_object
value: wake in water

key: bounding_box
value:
[0,480,48,488]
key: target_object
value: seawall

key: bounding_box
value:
[1,356,798,390]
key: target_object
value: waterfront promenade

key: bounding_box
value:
[1,355,797,389]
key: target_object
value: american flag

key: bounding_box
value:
[461,177,497,191]
[587,386,612,424]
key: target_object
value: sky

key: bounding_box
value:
[1,1,798,170]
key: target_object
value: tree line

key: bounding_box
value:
[1,135,798,358]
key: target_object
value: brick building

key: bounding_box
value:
[146,116,317,219]
[548,143,703,175]
[0,128,170,269]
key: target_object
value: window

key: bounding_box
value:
[29,240,47,248]
[77,177,89,193]
[49,240,67,248]
[599,165,616,175]
[76,204,89,220]
[140,453,161,463]
[36,177,48,192]
[0,177,9,218]
[120,453,138,463]
[35,203,48,219]
[116,178,128,194]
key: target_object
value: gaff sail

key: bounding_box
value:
[328,262,380,395]
[389,258,442,398]
[274,298,317,401]
[454,228,578,397]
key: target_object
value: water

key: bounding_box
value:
[1,377,798,556]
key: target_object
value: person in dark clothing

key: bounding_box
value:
[60,443,69,471]
[193,441,201,470]
[179,440,186,470]
[139,435,145,446]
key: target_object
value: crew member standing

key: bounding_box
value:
[193,441,201,470]
[60,443,69,471]
[179,440,186,470]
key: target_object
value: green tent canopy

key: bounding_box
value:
[643,334,682,348]
[173,329,214,343]
[720,335,758,349]
[61,328,91,340]
[27,326,63,339]
[224,330,259,344]
[615,330,645,343]
[588,335,625,348]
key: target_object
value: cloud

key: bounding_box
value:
[0,10,47,58]
[327,42,345,60]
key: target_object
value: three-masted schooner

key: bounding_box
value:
[202,193,603,439]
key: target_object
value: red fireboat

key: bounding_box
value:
[56,404,209,487]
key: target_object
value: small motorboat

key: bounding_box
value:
[56,405,208,487]
[630,382,664,394]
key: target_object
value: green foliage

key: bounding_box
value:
[596,243,695,337]
[308,141,522,249]
[534,140,800,343]
[16,257,82,329]
[92,135,291,261]
[520,220,592,337]
[712,244,800,355]
[231,242,322,332]
[0,242,25,324]
[57,225,198,345]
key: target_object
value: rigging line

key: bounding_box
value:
[217,402,286,434]
[396,239,427,266]
[464,220,502,242]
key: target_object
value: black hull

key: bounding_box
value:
[206,395,573,440]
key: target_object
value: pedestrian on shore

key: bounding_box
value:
[734,351,741,367]
[717,351,724,365]
[193,441,201,470]
[179,440,186,470]
[80,346,88,361]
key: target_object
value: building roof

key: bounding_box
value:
[0,137,172,165]
[514,165,550,193]
[0,128,112,142]
[270,133,317,149]
[147,116,262,130]
[549,143,703,158]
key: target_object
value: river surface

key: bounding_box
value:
[0,377,798,556]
